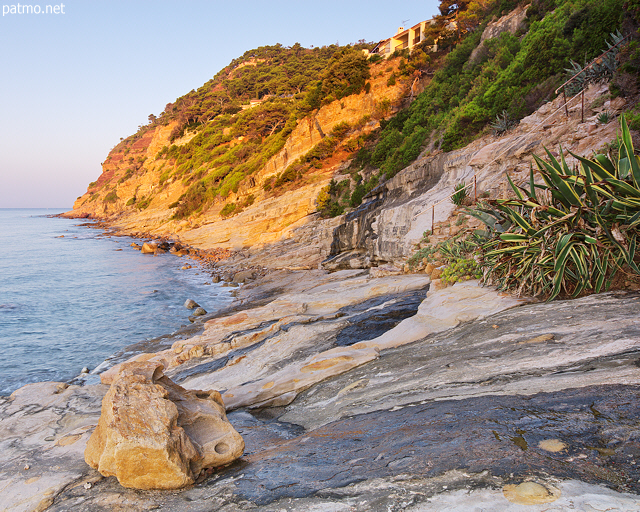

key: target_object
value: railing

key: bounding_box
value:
[420,37,630,233]
[422,89,587,232]
[555,35,629,123]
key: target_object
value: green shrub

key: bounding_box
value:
[220,202,236,217]
[104,191,118,203]
[159,170,170,185]
[491,110,517,135]
[470,115,640,300]
[350,183,367,207]
[274,166,301,187]
[626,111,640,131]
[597,111,614,124]
[137,197,151,210]
[441,258,482,285]
[386,73,397,86]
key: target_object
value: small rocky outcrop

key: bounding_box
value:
[140,242,157,254]
[84,361,244,490]
[184,299,200,309]
[232,270,256,284]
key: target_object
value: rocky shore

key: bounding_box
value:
[5,55,640,511]
[2,263,640,511]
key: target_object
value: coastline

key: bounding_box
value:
[3,257,640,510]
[0,212,237,397]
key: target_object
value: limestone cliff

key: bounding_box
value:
[65,57,411,266]
[324,83,632,269]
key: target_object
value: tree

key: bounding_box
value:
[321,48,370,100]
[439,0,471,16]
[438,0,470,16]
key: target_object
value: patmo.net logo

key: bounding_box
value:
[3,3,65,15]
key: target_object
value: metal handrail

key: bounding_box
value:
[422,90,586,232]
[555,35,629,122]
[555,35,629,96]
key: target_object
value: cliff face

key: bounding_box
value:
[325,83,630,269]
[66,59,410,262]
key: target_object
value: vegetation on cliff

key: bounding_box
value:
[469,116,640,299]
[80,0,640,228]
[99,43,374,219]
[350,0,632,204]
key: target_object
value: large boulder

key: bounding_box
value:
[84,362,244,490]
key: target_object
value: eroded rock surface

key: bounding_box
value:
[0,382,105,512]
[48,385,640,511]
[327,83,625,268]
[3,275,640,511]
[85,361,243,490]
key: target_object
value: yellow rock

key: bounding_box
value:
[85,361,244,490]
[140,243,157,254]
[301,356,353,373]
[55,434,82,447]
[538,439,567,452]
[431,278,446,291]
[503,481,560,505]
[518,333,555,345]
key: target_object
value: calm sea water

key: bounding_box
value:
[0,209,233,395]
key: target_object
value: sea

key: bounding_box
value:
[0,208,233,396]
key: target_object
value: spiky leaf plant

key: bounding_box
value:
[490,110,517,136]
[469,115,640,300]
[597,111,614,124]
[451,182,468,206]
[564,31,625,95]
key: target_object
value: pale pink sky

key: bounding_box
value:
[0,0,439,208]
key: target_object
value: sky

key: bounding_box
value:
[0,0,440,208]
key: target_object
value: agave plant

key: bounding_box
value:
[469,115,640,300]
[564,31,625,95]
[490,110,516,136]
[597,111,614,124]
[451,181,468,205]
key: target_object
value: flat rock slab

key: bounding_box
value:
[357,279,527,350]
[47,385,640,510]
[0,382,106,512]
[5,290,640,510]
[283,291,640,429]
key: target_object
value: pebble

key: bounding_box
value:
[54,383,69,394]
[538,439,567,452]
[23,464,29,470]
[81,367,89,374]
[184,299,199,309]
